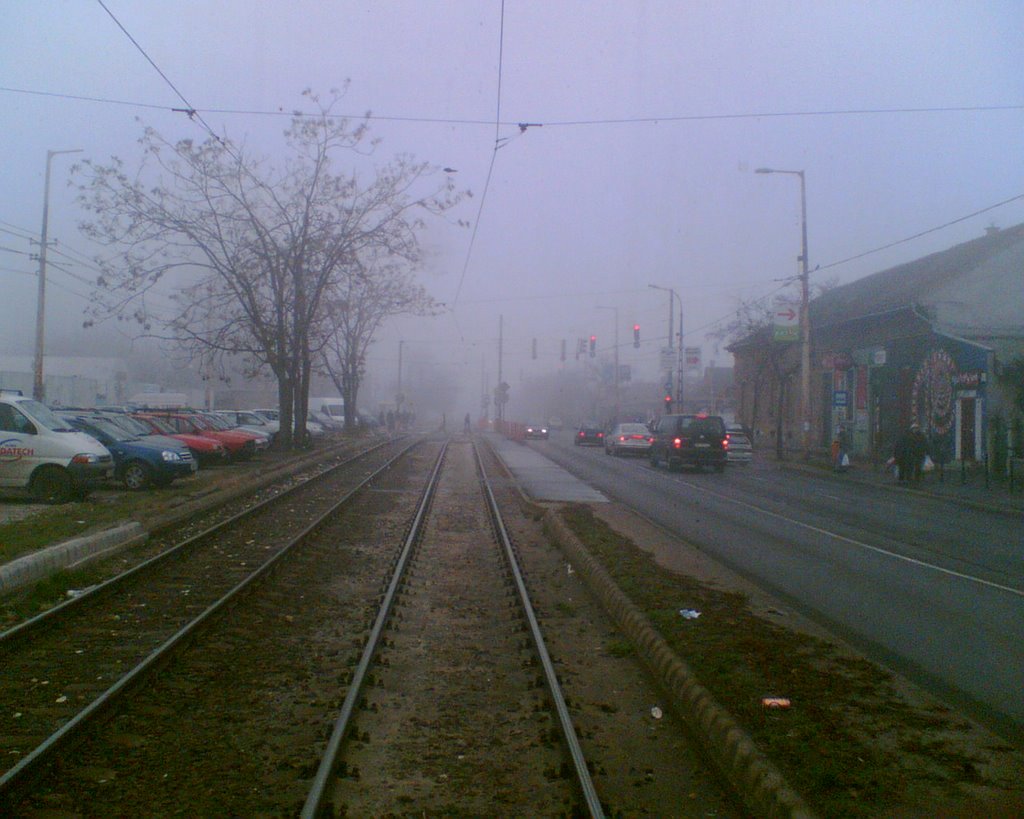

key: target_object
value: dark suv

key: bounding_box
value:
[649,414,728,472]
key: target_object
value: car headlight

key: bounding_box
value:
[72,453,101,464]
[161,450,183,462]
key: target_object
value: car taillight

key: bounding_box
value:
[619,435,626,441]
[673,437,683,449]
[597,432,603,438]
[578,431,584,437]
[722,437,729,449]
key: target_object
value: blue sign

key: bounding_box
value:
[833,390,848,407]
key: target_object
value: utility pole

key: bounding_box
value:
[33,148,82,401]
[497,315,504,423]
[597,306,619,422]
[756,167,812,458]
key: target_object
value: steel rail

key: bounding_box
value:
[474,437,605,818]
[301,438,449,818]
[0,437,397,649]
[0,439,420,809]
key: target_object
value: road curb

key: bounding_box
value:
[0,522,146,594]
[542,508,817,819]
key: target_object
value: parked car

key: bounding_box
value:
[213,409,280,443]
[525,422,549,440]
[574,423,605,446]
[726,426,754,465]
[649,413,728,472]
[136,411,260,461]
[0,390,113,502]
[310,396,346,431]
[253,409,325,443]
[58,412,196,490]
[129,413,228,466]
[196,411,271,452]
[604,422,654,456]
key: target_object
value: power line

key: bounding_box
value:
[4,83,1021,127]
[450,0,506,308]
[817,192,1024,271]
[94,0,223,143]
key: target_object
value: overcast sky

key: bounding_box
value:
[3,1,1022,410]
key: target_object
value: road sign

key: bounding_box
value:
[684,346,701,371]
[659,347,678,371]
[772,300,799,342]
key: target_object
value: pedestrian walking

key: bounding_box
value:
[386,409,395,435]
[893,422,928,483]
[463,413,472,433]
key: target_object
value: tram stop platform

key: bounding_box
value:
[482,433,607,504]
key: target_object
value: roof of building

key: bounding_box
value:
[811,223,1024,333]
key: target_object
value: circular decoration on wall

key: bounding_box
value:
[911,348,957,435]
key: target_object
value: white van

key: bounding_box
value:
[0,391,113,502]
[310,397,345,431]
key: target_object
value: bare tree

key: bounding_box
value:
[76,90,463,446]
[318,254,440,429]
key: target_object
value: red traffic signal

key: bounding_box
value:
[589,335,596,357]
[633,324,640,348]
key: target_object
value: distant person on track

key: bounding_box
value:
[464,413,472,433]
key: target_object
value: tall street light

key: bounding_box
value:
[596,305,619,422]
[648,283,680,411]
[34,148,83,401]
[756,167,811,458]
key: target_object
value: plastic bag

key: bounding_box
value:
[922,454,935,472]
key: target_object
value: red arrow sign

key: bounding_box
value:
[775,308,797,322]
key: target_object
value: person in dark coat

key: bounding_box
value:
[894,423,927,483]
[907,424,929,482]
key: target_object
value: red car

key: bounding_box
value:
[136,412,261,461]
[131,413,228,466]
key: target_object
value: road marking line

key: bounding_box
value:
[678,480,1024,599]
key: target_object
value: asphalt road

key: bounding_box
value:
[531,431,1024,744]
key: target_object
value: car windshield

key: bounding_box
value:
[22,400,76,432]
[106,414,151,436]
[201,414,232,430]
[680,417,724,435]
[141,416,176,434]
[75,416,136,443]
[617,424,649,435]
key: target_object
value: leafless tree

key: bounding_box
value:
[75,90,463,446]
[317,253,441,429]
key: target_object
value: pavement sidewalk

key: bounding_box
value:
[775,451,1024,516]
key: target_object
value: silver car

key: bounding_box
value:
[604,422,654,456]
[726,427,753,464]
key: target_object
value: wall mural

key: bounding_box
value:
[911,348,958,435]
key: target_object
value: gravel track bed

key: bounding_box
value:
[0,439,410,785]
[14,442,440,816]
[330,438,573,816]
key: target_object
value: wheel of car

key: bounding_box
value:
[29,466,75,504]
[123,460,154,491]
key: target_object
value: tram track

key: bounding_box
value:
[2,433,739,817]
[0,436,417,807]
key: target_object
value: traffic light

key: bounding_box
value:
[589,335,596,357]
[633,324,640,348]
[560,339,566,362]
[531,338,537,360]
[664,393,672,409]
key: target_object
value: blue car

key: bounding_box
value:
[59,413,197,490]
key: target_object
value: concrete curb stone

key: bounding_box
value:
[543,508,817,819]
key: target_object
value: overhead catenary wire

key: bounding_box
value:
[4,84,1022,128]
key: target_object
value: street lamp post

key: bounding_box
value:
[756,167,811,458]
[648,284,679,411]
[596,305,619,422]
[34,148,83,401]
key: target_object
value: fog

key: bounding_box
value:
[3,2,1022,419]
